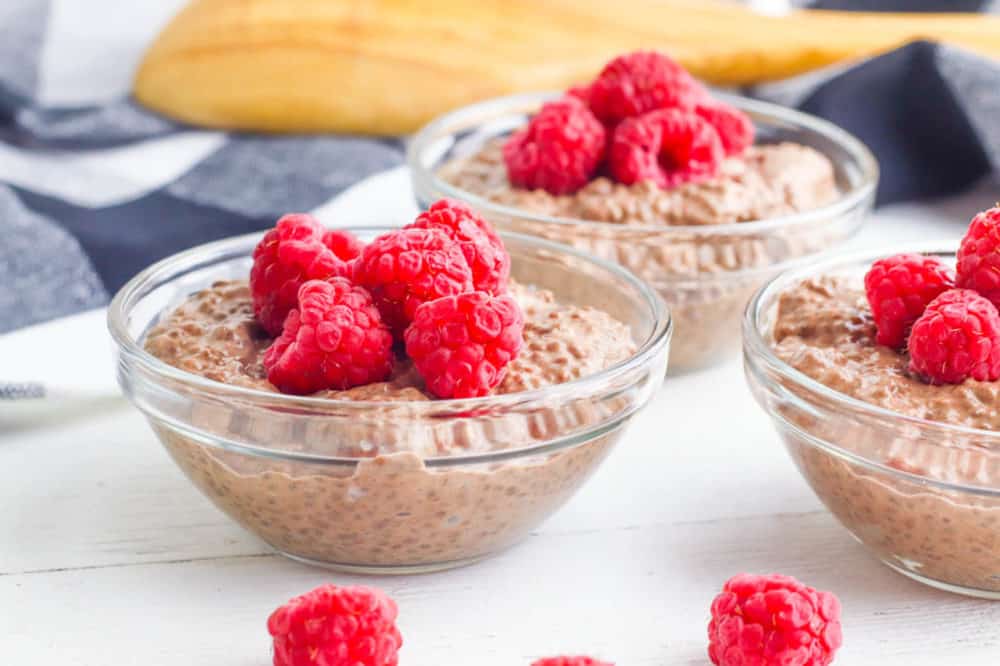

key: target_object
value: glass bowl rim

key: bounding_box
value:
[407,90,880,238]
[108,226,673,416]
[744,242,1000,496]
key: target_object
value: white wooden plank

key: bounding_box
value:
[3,512,997,666]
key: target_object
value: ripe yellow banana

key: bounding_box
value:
[133,0,1000,135]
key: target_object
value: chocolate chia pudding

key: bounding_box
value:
[141,278,644,570]
[767,277,999,595]
[436,137,854,372]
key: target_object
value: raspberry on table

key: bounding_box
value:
[250,213,351,336]
[531,657,614,666]
[322,228,365,262]
[409,198,510,295]
[587,50,706,125]
[567,83,593,105]
[263,278,394,394]
[404,291,524,398]
[609,108,724,188]
[355,227,474,336]
[268,584,402,666]
[908,288,1000,385]
[708,574,842,666]
[863,253,956,349]
[503,96,607,195]
[956,206,1000,309]
[694,101,755,157]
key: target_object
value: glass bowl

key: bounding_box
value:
[108,228,671,574]
[744,248,1000,599]
[408,91,877,373]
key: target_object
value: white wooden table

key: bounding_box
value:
[2,169,999,665]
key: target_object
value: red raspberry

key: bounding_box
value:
[957,206,1000,309]
[588,50,706,126]
[863,253,956,349]
[322,228,365,262]
[267,584,402,666]
[567,83,592,105]
[355,228,474,336]
[695,101,755,157]
[404,291,524,398]
[409,198,510,295]
[908,289,1000,385]
[250,213,351,336]
[708,574,842,666]
[609,109,723,188]
[263,278,394,394]
[532,658,613,666]
[503,96,606,195]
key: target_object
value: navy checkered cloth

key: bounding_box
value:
[2,0,1000,333]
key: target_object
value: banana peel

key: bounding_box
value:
[133,0,1000,135]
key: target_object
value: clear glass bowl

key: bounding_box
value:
[744,249,1000,599]
[108,228,671,573]
[408,91,877,373]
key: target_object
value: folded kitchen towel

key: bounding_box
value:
[3,0,1000,341]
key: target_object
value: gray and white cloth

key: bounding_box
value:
[3,0,1000,338]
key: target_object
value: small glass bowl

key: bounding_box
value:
[108,228,671,573]
[408,91,877,373]
[744,249,1000,599]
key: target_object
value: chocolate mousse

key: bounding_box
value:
[143,279,639,569]
[442,139,838,227]
[770,277,1000,594]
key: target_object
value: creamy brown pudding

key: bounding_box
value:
[143,279,637,569]
[440,140,842,371]
[443,139,838,227]
[771,277,1000,593]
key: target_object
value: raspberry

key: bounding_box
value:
[588,50,706,125]
[355,228,474,336]
[250,213,351,336]
[908,289,1000,385]
[609,109,724,188]
[404,291,524,398]
[263,278,394,394]
[567,83,592,105]
[695,101,755,157]
[708,574,842,666]
[956,206,1000,309]
[409,198,510,295]
[863,253,956,349]
[322,228,365,262]
[503,96,606,195]
[267,584,402,666]
[532,658,613,666]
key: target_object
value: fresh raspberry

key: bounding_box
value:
[250,213,351,336]
[957,206,1000,309]
[588,51,706,126]
[863,253,956,349]
[267,584,402,666]
[503,96,606,195]
[695,101,755,157]
[322,228,365,262]
[609,109,723,188]
[908,289,1000,385]
[404,291,524,398]
[532,658,613,666]
[409,198,510,295]
[263,278,393,394]
[567,83,592,105]
[708,574,842,666]
[355,228,474,336]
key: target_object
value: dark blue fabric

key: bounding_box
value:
[798,41,993,205]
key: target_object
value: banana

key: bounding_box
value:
[133,0,1000,135]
